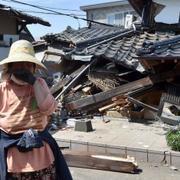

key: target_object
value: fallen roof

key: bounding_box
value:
[42,16,179,72]
[62,28,176,72]
[0,4,50,26]
[42,25,125,46]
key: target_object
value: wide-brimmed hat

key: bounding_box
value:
[0,40,47,70]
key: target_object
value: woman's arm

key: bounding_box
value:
[33,78,58,115]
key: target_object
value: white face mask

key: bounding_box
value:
[10,74,28,86]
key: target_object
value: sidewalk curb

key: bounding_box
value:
[55,138,180,168]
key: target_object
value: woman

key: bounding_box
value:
[0,40,72,180]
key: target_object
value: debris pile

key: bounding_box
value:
[34,24,180,127]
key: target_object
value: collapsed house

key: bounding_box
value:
[37,0,180,126]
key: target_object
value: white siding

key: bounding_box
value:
[87,4,136,26]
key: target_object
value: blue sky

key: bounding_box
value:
[0,0,114,39]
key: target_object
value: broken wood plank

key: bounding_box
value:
[66,68,180,111]
[98,100,128,112]
[72,84,83,93]
[66,77,153,111]
[63,151,138,173]
[98,102,119,112]
[55,64,90,100]
[82,86,91,94]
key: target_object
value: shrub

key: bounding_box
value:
[166,127,180,151]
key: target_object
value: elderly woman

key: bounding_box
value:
[0,40,72,180]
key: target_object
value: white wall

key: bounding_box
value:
[154,0,180,23]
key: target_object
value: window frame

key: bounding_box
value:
[106,11,133,27]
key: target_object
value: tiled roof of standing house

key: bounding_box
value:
[137,35,180,59]
[80,0,129,11]
[0,4,50,26]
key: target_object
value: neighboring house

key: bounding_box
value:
[128,0,180,27]
[80,0,138,29]
[0,4,50,60]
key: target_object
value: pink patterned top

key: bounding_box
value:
[0,78,57,172]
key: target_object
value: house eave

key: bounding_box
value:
[0,4,51,26]
[80,0,129,11]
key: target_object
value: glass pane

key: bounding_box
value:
[115,13,124,26]
[107,15,115,25]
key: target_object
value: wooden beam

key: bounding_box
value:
[98,99,127,112]
[66,68,180,111]
[63,151,138,173]
[66,77,153,111]
[98,102,119,112]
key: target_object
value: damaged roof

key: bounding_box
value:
[0,4,50,26]
[61,27,176,72]
[42,24,177,72]
[42,25,125,47]
[137,35,180,59]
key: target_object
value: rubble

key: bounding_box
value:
[32,1,180,130]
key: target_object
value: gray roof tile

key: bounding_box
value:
[137,35,180,59]
[43,24,177,72]
[42,25,125,46]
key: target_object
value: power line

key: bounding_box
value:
[2,0,114,27]
[18,10,86,17]
[2,0,83,12]
[36,6,82,12]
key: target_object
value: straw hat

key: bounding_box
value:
[0,40,47,70]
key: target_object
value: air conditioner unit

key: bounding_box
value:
[125,14,133,29]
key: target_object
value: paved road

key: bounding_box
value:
[70,162,180,180]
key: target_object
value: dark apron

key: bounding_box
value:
[0,129,73,180]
